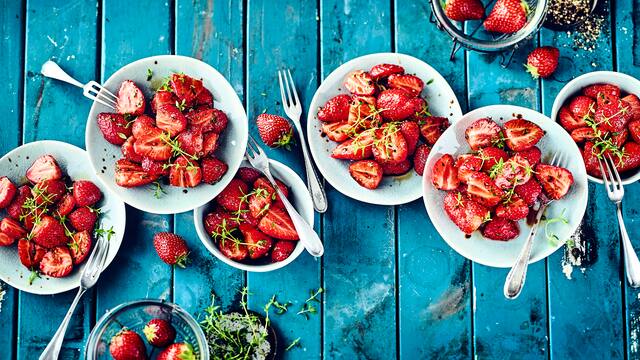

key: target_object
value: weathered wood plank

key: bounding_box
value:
[173,0,245,314]
[245,1,322,358]
[18,1,98,358]
[319,1,397,359]
[394,1,473,359]
[95,0,173,320]
[467,43,548,358]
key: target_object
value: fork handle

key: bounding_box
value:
[294,124,328,213]
[39,287,87,360]
[41,60,84,88]
[617,203,640,288]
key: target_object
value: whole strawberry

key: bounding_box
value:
[444,0,484,21]
[483,0,528,34]
[256,114,294,149]
[109,330,147,360]
[143,318,176,347]
[153,232,190,267]
[525,46,559,79]
[73,180,103,207]
[157,343,196,360]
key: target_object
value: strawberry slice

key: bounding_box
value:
[413,144,431,175]
[133,127,172,161]
[186,107,227,133]
[495,194,529,220]
[623,94,640,121]
[419,116,450,145]
[218,238,249,261]
[0,218,27,240]
[195,88,214,107]
[216,179,249,213]
[431,154,460,190]
[318,94,351,123]
[30,215,68,249]
[514,179,542,206]
[202,132,220,157]
[331,132,375,160]
[466,172,504,207]
[481,218,519,241]
[239,224,273,259]
[204,208,239,236]
[456,154,483,183]
[444,0,485,21]
[271,240,296,262]
[387,74,424,97]
[254,177,289,199]
[0,233,13,246]
[26,155,62,183]
[236,167,262,184]
[503,119,544,151]
[595,99,632,132]
[17,239,46,268]
[6,186,31,220]
[381,159,412,175]
[0,177,17,209]
[535,164,574,200]
[115,159,159,187]
[476,146,508,171]
[40,246,73,278]
[582,142,602,178]
[349,160,383,189]
[170,73,204,107]
[618,142,640,173]
[464,118,502,150]
[612,129,629,148]
[568,95,595,120]
[369,63,404,80]
[400,121,420,155]
[69,230,92,265]
[96,113,132,146]
[322,122,352,142]
[248,185,273,219]
[629,120,640,143]
[122,136,144,163]
[376,89,418,121]
[32,179,66,206]
[176,129,204,157]
[372,124,409,165]
[131,115,156,138]
[116,80,146,116]
[443,191,489,235]
[201,157,228,184]
[558,105,587,131]
[344,70,376,96]
[156,103,187,136]
[141,157,169,177]
[56,193,76,217]
[493,154,532,189]
[168,156,202,188]
[582,83,620,100]
[515,146,541,166]
[348,96,382,129]
[570,127,597,143]
[151,90,177,113]
[258,207,298,240]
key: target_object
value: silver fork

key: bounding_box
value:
[504,154,564,300]
[246,136,324,257]
[598,154,640,288]
[41,60,118,110]
[278,69,328,213]
[40,235,111,360]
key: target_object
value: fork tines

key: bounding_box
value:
[246,135,265,159]
[83,80,118,110]
[277,69,302,118]
[598,154,624,193]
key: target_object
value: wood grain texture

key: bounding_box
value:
[18,1,98,358]
[394,1,473,359]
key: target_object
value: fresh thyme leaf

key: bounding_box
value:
[306,287,323,303]
[150,181,166,199]
[146,68,153,81]
[28,270,40,285]
[285,337,301,351]
[545,209,569,246]
[95,226,116,242]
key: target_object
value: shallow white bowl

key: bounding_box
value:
[307,52,462,205]
[423,105,589,268]
[86,55,248,214]
[193,160,313,272]
[0,141,126,294]
[551,71,640,185]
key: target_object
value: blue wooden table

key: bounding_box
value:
[1,0,639,359]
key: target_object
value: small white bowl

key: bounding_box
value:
[551,71,640,185]
[0,141,126,294]
[193,160,313,272]
[86,55,248,214]
[423,105,589,268]
[307,52,462,206]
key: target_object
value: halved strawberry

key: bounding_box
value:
[344,70,376,96]
[219,238,249,261]
[0,218,26,240]
[216,179,249,213]
[69,230,92,265]
[208,109,228,134]
[444,0,485,21]
[331,134,375,160]
[17,239,46,268]
[40,246,73,278]
[568,95,595,120]
[254,177,289,199]
[271,240,296,262]
[322,122,352,142]
[387,74,424,97]
[570,127,597,143]
[535,164,574,200]
[481,218,519,241]
[558,105,586,131]
[131,115,156,138]
[204,208,239,236]
[400,121,420,155]
[419,116,450,145]
[381,159,412,175]
[413,144,431,175]
[133,127,172,161]
[169,156,202,188]
[96,113,132,146]
[115,159,159,187]
[582,142,602,177]
[348,96,381,129]
[515,146,541,166]
[30,215,67,249]
[116,80,146,116]
[464,118,502,150]
[318,94,351,123]
[482,0,527,34]
[122,136,144,163]
[0,233,13,246]
[248,186,273,219]
[514,179,542,206]
[349,160,383,189]
[56,193,76,217]
[503,119,544,151]
[582,83,620,99]
[493,154,532,189]
[176,129,204,157]
[68,207,98,232]
[612,129,629,148]
[156,103,187,136]
[629,120,640,143]
[239,224,273,259]
[456,154,483,183]
[0,177,17,209]
[186,108,227,133]
[201,157,228,184]
[6,186,30,220]
[623,94,640,121]
[376,89,418,121]
[443,191,489,235]
[258,207,298,240]
[595,99,632,132]
[369,63,404,80]
[496,194,529,220]
[618,142,640,173]
[202,132,220,157]
[170,73,204,107]
[476,146,508,171]
[431,154,460,190]
[26,155,62,183]
[151,90,177,113]
[466,172,504,207]
[372,124,409,165]
[236,167,262,184]
[141,157,169,177]
[73,180,102,207]
[32,179,66,206]
[195,88,214,107]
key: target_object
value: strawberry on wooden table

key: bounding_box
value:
[483,0,528,34]
[525,46,559,79]
[109,330,147,360]
[348,160,383,190]
[116,80,146,116]
[0,176,17,209]
[153,232,190,267]
[144,318,176,347]
[26,155,62,183]
[444,0,485,21]
[256,113,294,149]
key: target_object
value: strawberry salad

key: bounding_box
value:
[557,83,640,178]
[97,73,229,191]
[316,63,450,190]
[0,155,105,279]
[204,167,299,264]
[431,118,574,241]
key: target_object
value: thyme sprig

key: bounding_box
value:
[545,209,569,246]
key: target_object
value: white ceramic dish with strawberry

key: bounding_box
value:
[0,141,125,295]
[193,159,313,272]
[307,52,462,205]
[85,55,248,214]
[551,71,640,185]
[423,105,589,268]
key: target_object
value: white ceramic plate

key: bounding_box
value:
[194,159,313,272]
[423,105,589,268]
[551,70,640,185]
[0,141,126,294]
[307,52,462,205]
[86,55,248,214]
